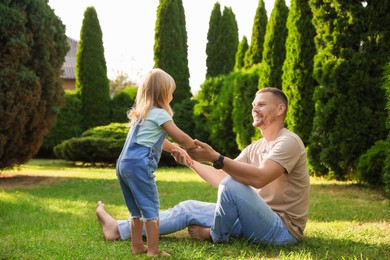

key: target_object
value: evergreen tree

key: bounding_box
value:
[206,2,223,78]
[360,0,390,146]
[234,36,249,70]
[0,0,68,169]
[281,0,317,145]
[383,60,390,198]
[220,7,239,75]
[232,65,260,149]
[309,0,389,179]
[154,0,191,103]
[205,4,239,77]
[244,0,268,69]
[258,0,289,89]
[208,74,240,157]
[76,7,110,130]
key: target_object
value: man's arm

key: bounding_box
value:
[188,140,284,189]
[171,149,227,188]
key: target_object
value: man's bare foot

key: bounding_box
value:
[96,201,120,241]
[188,225,212,241]
[147,250,171,257]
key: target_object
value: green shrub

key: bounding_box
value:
[357,140,387,186]
[40,91,83,157]
[54,123,177,166]
[54,123,127,164]
[110,87,137,123]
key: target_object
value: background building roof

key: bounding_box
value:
[61,37,78,79]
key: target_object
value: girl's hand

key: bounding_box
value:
[171,148,194,167]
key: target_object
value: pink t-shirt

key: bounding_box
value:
[235,128,310,240]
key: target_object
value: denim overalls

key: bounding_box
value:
[116,119,167,220]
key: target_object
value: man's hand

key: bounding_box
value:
[187,139,220,163]
[171,148,194,167]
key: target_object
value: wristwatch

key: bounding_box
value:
[213,154,225,169]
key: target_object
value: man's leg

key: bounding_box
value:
[210,176,297,245]
[98,200,217,240]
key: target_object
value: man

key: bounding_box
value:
[97,87,310,245]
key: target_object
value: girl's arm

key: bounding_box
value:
[161,120,196,150]
[163,141,194,167]
[162,139,180,153]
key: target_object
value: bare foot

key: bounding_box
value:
[132,245,148,255]
[188,225,212,241]
[96,201,120,241]
[147,250,171,257]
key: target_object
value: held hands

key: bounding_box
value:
[171,147,194,167]
[187,139,219,163]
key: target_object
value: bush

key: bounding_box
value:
[54,123,177,166]
[54,123,127,163]
[111,87,137,123]
[357,140,387,186]
[39,91,83,157]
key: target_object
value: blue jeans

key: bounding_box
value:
[118,176,298,245]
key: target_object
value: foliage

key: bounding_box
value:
[308,0,389,180]
[54,123,127,164]
[1,160,389,259]
[208,73,240,157]
[206,3,239,78]
[110,87,137,123]
[281,0,317,145]
[357,140,387,186]
[172,99,197,139]
[40,91,83,157]
[193,77,225,143]
[0,0,68,169]
[109,72,137,97]
[154,0,191,103]
[244,0,268,69]
[76,7,110,131]
[205,2,222,78]
[383,59,390,198]
[258,0,289,89]
[232,66,260,150]
[234,36,249,70]
[154,0,194,144]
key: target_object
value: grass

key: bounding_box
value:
[0,159,389,259]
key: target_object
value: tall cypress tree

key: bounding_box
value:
[205,4,239,77]
[383,60,390,198]
[281,0,317,145]
[206,2,223,78]
[154,0,193,136]
[258,0,289,89]
[234,36,249,70]
[220,7,239,75]
[76,7,110,130]
[244,0,268,69]
[154,0,191,103]
[0,0,68,169]
[308,0,377,179]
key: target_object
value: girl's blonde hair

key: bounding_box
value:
[128,68,176,126]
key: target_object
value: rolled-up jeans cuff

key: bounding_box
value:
[210,229,229,243]
[118,219,130,240]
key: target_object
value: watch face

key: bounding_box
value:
[213,161,223,169]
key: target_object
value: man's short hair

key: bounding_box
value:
[257,87,288,114]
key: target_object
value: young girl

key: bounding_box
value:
[116,68,196,257]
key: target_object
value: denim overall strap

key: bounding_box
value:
[117,120,142,161]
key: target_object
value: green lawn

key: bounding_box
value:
[1,159,389,259]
